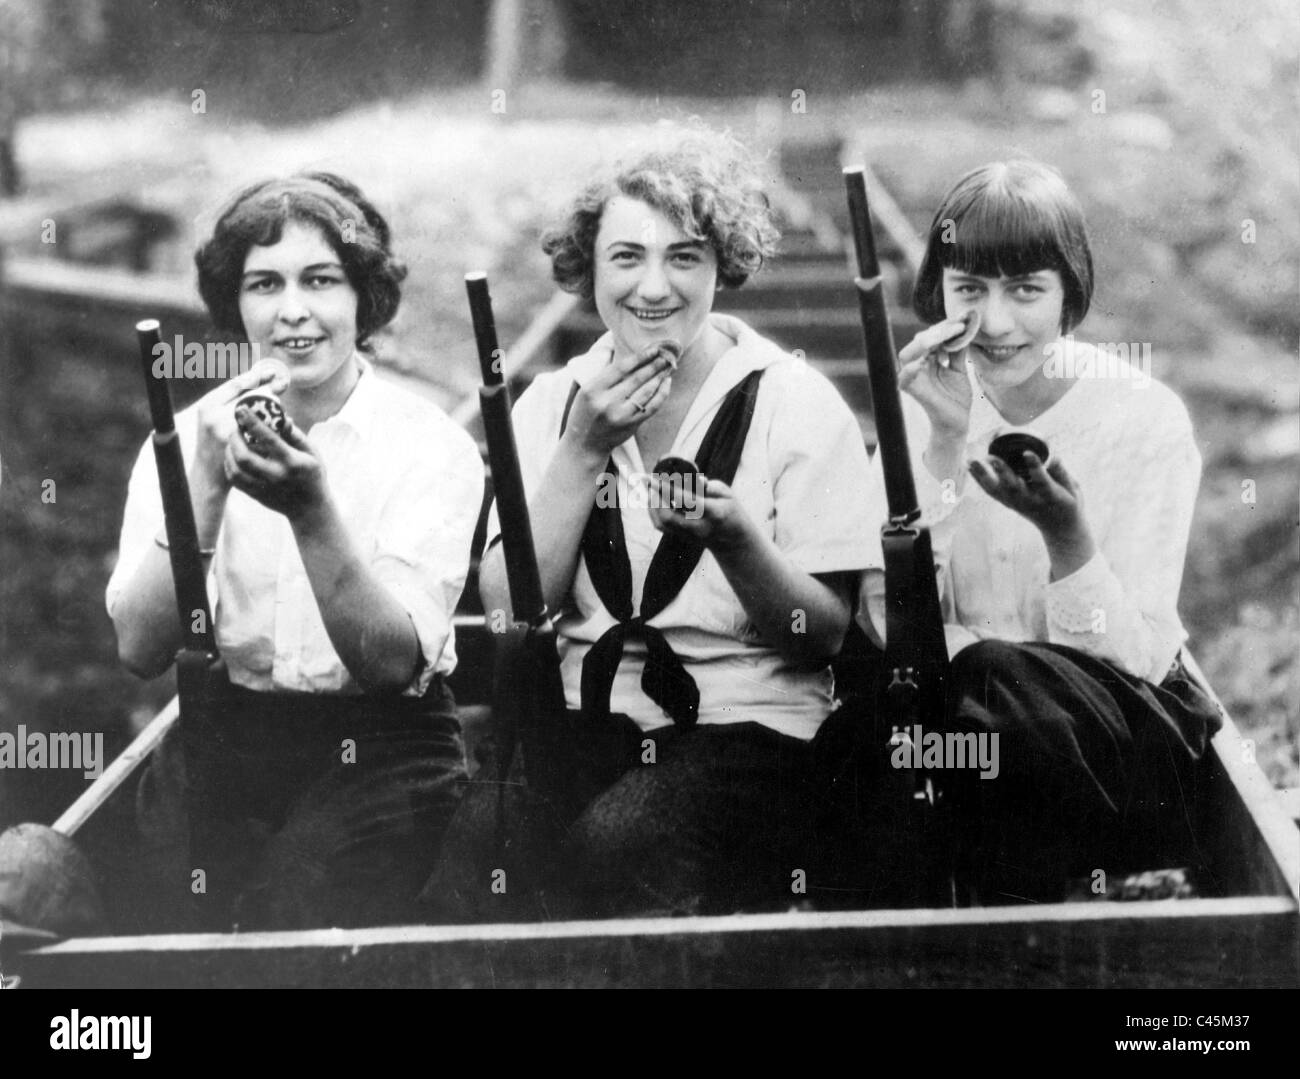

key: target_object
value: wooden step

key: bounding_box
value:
[720,262,851,307]
[720,261,913,314]
[775,230,846,264]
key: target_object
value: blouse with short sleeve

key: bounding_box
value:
[106,359,485,697]
[486,313,876,741]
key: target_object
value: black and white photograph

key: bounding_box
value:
[0,0,1296,1026]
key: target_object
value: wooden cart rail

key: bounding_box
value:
[16,897,1298,989]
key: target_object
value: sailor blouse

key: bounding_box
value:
[487,314,877,741]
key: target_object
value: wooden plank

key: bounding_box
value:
[51,697,179,838]
[1184,653,1300,902]
[3,254,203,314]
[15,897,1297,989]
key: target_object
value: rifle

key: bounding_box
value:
[464,275,566,801]
[135,319,226,921]
[842,168,956,904]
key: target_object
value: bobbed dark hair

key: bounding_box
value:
[194,172,407,351]
[912,160,1093,333]
[541,126,779,299]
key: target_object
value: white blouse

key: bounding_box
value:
[106,359,485,697]
[857,346,1201,685]
[487,314,877,741]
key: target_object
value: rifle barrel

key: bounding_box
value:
[465,274,548,627]
[135,319,216,653]
[466,273,504,386]
[843,167,920,523]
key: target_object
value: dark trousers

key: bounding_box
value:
[137,680,466,931]
[814,640,1223,906]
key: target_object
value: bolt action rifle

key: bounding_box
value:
[841,168,957,906]
[135,319,228,921]
[464,274,567,810]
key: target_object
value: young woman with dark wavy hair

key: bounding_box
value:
[108,173,483,930]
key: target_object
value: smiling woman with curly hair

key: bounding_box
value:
[542,129,780,297]
[475,126,875,919]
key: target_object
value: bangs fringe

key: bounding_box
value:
[938,188,1071,279]
[912,160,1093,330]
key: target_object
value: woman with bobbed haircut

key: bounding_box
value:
[910,159,1094,334]
[108,171,483,931]
[195,171,407,350]
[850,159,1220,905]
[476,127,875,918]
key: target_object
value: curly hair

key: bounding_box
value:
[541,127,780,298]
[194,172,407,351]
[912,160,1094,333]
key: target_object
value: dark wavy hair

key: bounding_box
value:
[912,160,1094,333]
[541,127,780,298]
[194,172,407,351]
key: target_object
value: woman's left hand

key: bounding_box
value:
[968,451,1097,575]
[225,407,328,520]
[648,474,751,550]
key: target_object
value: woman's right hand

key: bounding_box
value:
[561,342,676,458]
[192,360,291,490]
[897,318,975,442]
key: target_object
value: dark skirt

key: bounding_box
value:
[424,711,816,921]
[554,713,816,918]
[813,639,1224,906]
[136,677,466,931]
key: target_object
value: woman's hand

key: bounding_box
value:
[226,409,328,521]
[649,473,850,664]
[898,318,975,442]
[968,452,1097,579]
[192,360,291,491]
[562,342,677,458]
[648,473,749,551]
